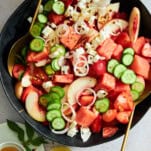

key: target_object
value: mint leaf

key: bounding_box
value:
[7,120,25,142]
[24,145,32,151]
[30,136,47,146]
[25,122,34,141]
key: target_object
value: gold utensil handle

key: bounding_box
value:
[29,0,42,31]
[121,107,136,151]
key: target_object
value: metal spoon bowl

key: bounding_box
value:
[7,0,42,76]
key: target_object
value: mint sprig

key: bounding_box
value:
[7,120,47,150]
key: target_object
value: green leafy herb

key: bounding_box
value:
[7,120,47,150]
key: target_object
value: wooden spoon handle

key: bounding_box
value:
[120,107,136,151]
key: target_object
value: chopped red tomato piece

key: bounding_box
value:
[102,126,118,138]
[30,67,48,86]
[116,111,131,124]
[90,115,102,133]
[53,74,74,83]
[48,12,65,25]
[12,64,25,79]
[114,92,134,112]
[79,95,94,106]
[89,60,106,77]
[102,109,117,123]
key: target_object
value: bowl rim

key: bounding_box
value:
[0,0,151,147]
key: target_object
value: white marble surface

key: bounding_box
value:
[0,0,151,151]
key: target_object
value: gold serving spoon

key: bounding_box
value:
[121,82,151,151]
[7,0,42,76]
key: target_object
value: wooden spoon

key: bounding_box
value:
[7,0,42,76]
[121,81,151,151]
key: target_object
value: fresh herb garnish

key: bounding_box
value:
[7,120,47,151]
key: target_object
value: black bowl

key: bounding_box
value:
[0,0,151,147]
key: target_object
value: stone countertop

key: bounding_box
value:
[0,0,151,151]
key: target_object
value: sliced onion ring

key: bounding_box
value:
[56,24,70,37]
[51,127,69,134]
[76,88,96,107]
[61,102,76,123]
[74,20,89,34]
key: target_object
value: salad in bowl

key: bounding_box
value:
[12,0,151,143]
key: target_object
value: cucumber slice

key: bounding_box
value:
[37,14,48,24]
[45,64,55,75]
[46,110,61,122]
[51,86,65,98]
[51,58,60,71]
[30,24,42,37]
[51,117,66,130]
[50,44,66,58]
[122,54,134,66]
[52,1,65,15]
[48,92,61,103]
[113,64,127,79]
[121,69,136,84]
[30,38,44,52]
[107,59,119,73]
[123,48,135,55]
[47,103,61,111]
[131,82,145,93]
[39,94,52,107]
[131,90,140,101]
[44,0,54,12]
[95,98,110,113]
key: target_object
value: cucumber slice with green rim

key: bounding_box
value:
[51,58,60,71]
[107,59,119,73]
[44,0,54,12]
[47,103,61,111]
[37,14,48,24]
[51,86,65,98]
[50,44,66,58]
[39,94,52,107]
[122,54,134,66]
[46,110,61,122]
[121,69,136,84]
[95,98,110,113]
[123,48,135,55]
[51,117,66,130]
[131,82,145,93]
[30,24,42,37]
[48,92,61,103]
[30,38,44,52]
[45,64,55,75]
[113,64,127,79]
[52,1,65,15]
[131,90,140,101]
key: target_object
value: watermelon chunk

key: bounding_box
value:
[112,44,123,60]
[132,37,145,54]
[130,55,150,79]
[115,32,132,48]
[76,107,97,127]
[60,27,81,50]
[99,73,116,91]
[97,38,117,60]
[114,81,130,94]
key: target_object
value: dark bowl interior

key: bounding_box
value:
[0,0,151,147]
